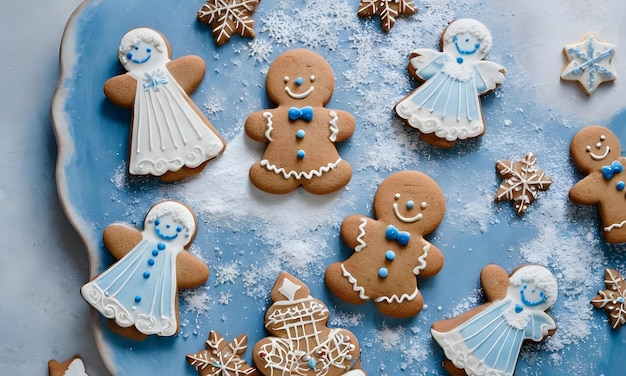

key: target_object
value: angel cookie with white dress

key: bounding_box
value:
[395,19,505,148]
[104,28,226,182]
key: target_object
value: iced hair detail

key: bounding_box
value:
[145,201,196,235]
[509,265,558,306]
[444,19,493,55]
[118,28,167,64]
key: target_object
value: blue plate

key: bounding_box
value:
[53,0,626,374]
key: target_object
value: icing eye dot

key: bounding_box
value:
[284,76,289,83]
[421,202,428,209]
[146,48,151,53]
[310,75,316,82]
[166,224,171,229]
[155,219,161,226]
[586,146,591,152]
[176,226,182,233]
[134,46,139,50]
[475,43,480,49]
[601,135,606,141]
[406,200,415,210]
[465,38,470,42]
[394,193,400,201]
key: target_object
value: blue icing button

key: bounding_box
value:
[157,243,166,250]
[378,267,389,278]
[152,249,159,256]
[385,250,395,261]
[135,295,142,303]
[515,303,523,313]
[143,271,150,279]
[297,150,306,159]
[618,181,625,191]
[457,57,464,64]
[296,129,306,139]
[147,258,155,266]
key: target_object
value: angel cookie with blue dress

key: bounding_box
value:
[81,200,209,339]
[431,264,557,376]
[104,28,226,182]
[395,19,505,149]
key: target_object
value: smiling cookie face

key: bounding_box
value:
[118,28,170,73]
[373,171,445,235]
[570,125,621,174]
[442,18,492,62]
[265,49,334,106]
[508,265,557,312]
[145,201,196,247]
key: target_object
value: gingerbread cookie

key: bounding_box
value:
[395,19,505,149]
[591,268,626,330]
[357,0,417,32]
[197,0,261,46]
[104,27,226,182]
[48,356,90,376]
[495,152,552,216]
[253,272,364,376]
[431,264,558,376]
[187,330,259,375]
[81,200,209,339]
[569,125,626,243]
[560,33,617,96]
[325,170,445,318]
[245,49,355,194]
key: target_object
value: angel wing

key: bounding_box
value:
[408,48,444,80]
[473,60,506,95]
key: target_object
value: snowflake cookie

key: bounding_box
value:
[591,268,626,330]
[569,125,626,244]
[560,33,617,96]
[197,0,261,46]
[432,264,558,376]
[187,330,259,375]
[495,152,552,216]
[253,272,364,376]
[325,170,445,318]
[357,0,417,32]
[395,19,505,148]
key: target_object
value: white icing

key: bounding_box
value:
[263,111,274,141]
[328,110,339,142]
[340,263,370,301]
[412,243,430,275]
[373,287,419,304]
[285,85,314,99]
[392,201,423,223]
[354,218,368,252]
[260,157,342,179]
[63,358,89,376]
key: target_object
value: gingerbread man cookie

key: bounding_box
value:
[104,27,226,182]
[253,272,364,376]
[431,264,558,376]
[569,125,626,243]
[325,170,445,318]
[81,200,209,339]
[245,49,356,194]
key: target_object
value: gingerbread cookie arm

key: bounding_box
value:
[416,241,444,277]
[568,176,602,205]
[167,56,206,94]
[176,251,210,289]
[102,223,143,260]
[103,73,137,108]
[245,110,273,143]
[340,214,369,250]
[330,109,356,143]
[480,264,509,301]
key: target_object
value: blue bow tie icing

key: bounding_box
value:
[602,160,622,179]
[386,225,410,246]
[143,70,168,92]
[288,106,314,121]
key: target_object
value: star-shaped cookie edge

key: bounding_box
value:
[560,33,617,96]
[591,268,626,330]
[197,0,261,46]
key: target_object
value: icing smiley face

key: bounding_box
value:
[153,215,184,241]
[126,41,153,64]
[118,28,169,72]
[519,281,548,307]
[284,75,316,99]
[145,201,196,246]
[453,33,481,56]
[392,193,427,223]
[570,125,621,173]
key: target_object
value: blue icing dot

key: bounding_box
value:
[143,271,150,279]
[307,358,316,369]
[385,250,395,261]
[295,77,303,86]
[618,297,625,303]
[297,150,306,159]
[148,259,155,266]
[457,57,464,64]
[152,249,159,256]
[515,304,523,313]
[135,295,142,303]
[296,130,306,139]
[618,181,625,191]
[406,200,414,210]
[378,267,389,278]
[158,243,166,250]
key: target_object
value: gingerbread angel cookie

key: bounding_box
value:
[325,170,445,318]
[431,264,558,376]
[245,49,355,194]
[253,272,364,376]
[104,27,226,182]
[81,200,209,339]
[395,19,505,149]
[569,125,626,243]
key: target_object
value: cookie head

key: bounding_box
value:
[509,265,557,311]
[442,19,493,62]
[265,49,335,106]
[373,171,445,235]
[570,125,621,174]
[144,201,197,247]
[118,28,170,72]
